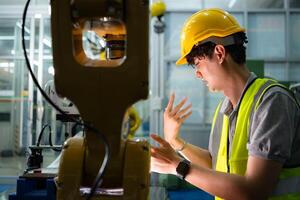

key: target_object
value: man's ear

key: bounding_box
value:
[214,45,226,64]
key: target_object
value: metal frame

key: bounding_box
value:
[150,18,165,136]
[0,11,50,152]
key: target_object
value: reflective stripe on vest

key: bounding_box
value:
[212,78,300,200]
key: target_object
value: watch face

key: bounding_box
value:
[176,159,190,180]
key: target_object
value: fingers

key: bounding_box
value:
[174,103,192,119]
[151,148,170,163]
[150,134,170,147]
[150,143,174,164]
[165,93,175,112]
[170,97,188,116]
[178,110,192,123]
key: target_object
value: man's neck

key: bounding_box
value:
[223,64,251,108]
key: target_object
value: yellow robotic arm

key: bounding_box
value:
[50,0,150,199]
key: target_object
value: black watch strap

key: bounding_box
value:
[176,159,190,180]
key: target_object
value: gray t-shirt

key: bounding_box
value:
[209,73,300,168]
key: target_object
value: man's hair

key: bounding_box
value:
[186,32,248,65]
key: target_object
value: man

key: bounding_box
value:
[150,8,300,200]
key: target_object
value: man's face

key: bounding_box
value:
[193,54,223,92]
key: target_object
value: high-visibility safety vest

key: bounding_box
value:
[212,78,300,200]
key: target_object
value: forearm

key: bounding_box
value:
[170,138,212,169]
[185,164,266,200]
[152,134,280,200]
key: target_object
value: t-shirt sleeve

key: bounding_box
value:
[247,88,298,163]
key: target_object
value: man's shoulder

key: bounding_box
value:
[260,84,299,109]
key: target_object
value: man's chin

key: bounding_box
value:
[208,85,220,93]
[203,81,220,92]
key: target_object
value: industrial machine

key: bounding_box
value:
[11,0,150,200]
[44,80,81,140]
[50,0,150,199]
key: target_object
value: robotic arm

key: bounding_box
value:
[51,0,150,199]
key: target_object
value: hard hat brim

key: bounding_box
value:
[176,54,189,65]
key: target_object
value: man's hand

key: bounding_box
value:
[150,134,182,175]
[164,93,192,146]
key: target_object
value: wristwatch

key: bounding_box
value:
[176,159,191,180]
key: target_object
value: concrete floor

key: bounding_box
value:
[0,156,27,177]
[0,155,26,199]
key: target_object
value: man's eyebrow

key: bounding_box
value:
[194,57,203,65]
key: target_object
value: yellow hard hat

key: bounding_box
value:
[176,8,245,65]
[151,0,166,17]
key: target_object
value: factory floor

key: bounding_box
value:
[0,151,58,200]
[0,153,212,200]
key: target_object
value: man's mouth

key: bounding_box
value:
[202,79,208,85]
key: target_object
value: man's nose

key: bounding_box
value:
[195,69,203,79]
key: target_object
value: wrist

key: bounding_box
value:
[170,138,187,152]
[171,157,182,175]
[175,159,191,180]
